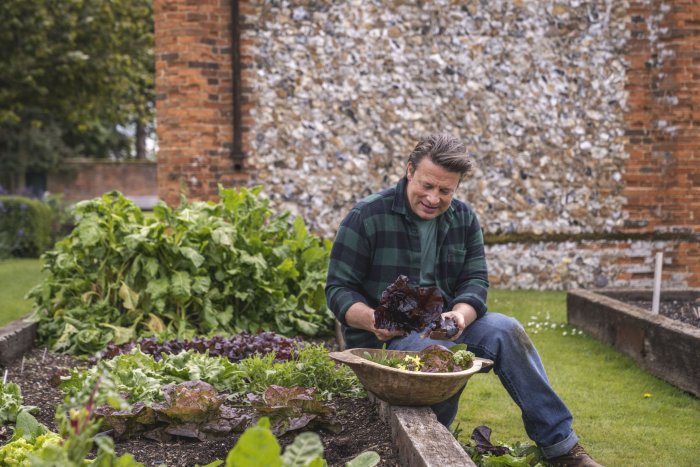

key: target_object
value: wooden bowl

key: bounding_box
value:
[329,348,493,406]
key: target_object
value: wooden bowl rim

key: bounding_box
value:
[329,347,493,378]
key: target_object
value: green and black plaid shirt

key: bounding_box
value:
[325,176,489,349]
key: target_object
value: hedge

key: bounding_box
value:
[0,195,53,258]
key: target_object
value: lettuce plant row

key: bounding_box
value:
[92,331,305,364]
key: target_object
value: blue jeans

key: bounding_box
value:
[387,312,578,458]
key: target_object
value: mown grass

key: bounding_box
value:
[456,289,700,467]
[0,258,44,326]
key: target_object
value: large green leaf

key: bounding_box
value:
[146,278,169,300]
[77,221,102,247]
[192,276,212,295]
[345,451,381,467]
[119,282,140,311]
[170,271,192,302]
[180,246,205,268]
[225,418,282,467]
[281,432,324,467]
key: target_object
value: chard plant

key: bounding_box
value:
[28,186,334,355]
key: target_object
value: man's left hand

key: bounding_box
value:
[441,303,477,341]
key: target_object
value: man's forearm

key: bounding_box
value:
[451,302,478,327]
[345,302,376,332]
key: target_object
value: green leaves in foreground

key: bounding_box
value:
[225,417,380,467]
[29,186,334,354]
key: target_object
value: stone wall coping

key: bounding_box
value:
[369,393,476,467]
[0,316,37,366]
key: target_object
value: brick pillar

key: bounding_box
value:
[624,0,700,234]
[154,0,250,206]
[624,0,700,286]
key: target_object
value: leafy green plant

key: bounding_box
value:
[60,344,364,406]
[0,380,142,466]
[29,186,334,355]
[0,410,61,466]
[222,417,380,467]
[1,381,38,424]
[95,380,252,442]
[248,386,339,436]
[460,425,545,467]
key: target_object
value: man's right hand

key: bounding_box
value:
[344,302,405,342]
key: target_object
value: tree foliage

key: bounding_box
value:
[0,0,154,177]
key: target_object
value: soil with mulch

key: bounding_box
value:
[623,298,700,329]
[0,348,400,467]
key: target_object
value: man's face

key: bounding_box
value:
[405,158,461,220]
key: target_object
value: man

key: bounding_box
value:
[325,134,602,467]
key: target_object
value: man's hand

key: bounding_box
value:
[441,303,477,341]
[345,302,406,342]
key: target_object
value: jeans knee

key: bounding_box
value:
[481,314,534,354]
[502,317,535,353]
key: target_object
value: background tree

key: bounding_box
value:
[0,0,154,192]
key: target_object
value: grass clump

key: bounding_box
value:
[0,258,44,326]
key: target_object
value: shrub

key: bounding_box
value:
[0,195,53,258]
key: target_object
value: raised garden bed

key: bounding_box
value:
[567,288,700,397]
[0,318,474,466]
[1,348,401,466]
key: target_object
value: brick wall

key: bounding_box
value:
[47,159,157,208]
[154,0,250,207]
[624,0,700,234]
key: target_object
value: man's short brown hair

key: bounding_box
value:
[407,133,473,179]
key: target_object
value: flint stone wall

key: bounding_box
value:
[244,0,629,237]
[155,0,700,289]
[487,239,694,289]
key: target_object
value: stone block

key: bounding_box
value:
[370,393,476,467]
[0,317,37,366]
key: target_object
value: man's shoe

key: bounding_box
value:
[548,443,603,467]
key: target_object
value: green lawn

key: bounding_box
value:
[456,289,700,467]
[0,258,45,326]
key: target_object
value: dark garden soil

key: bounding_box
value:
[622,298,700,329]
[0,348,401,467]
